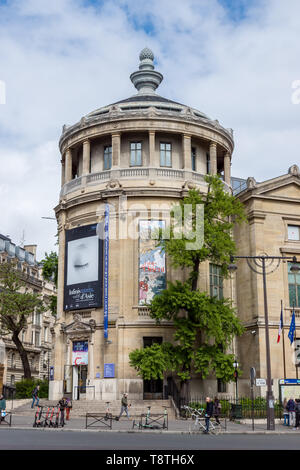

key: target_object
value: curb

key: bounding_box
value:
[0,425,298,435]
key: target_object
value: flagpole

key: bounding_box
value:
[282,300,286,380]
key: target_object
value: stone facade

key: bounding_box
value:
[234,165,300,399]
[50,50,236,401]
[0,235,56,386]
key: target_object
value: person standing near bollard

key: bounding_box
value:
[204,397,214,434]
[118,393,131,420]
[31,385,40,408]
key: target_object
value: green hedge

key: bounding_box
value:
[15,379,49,399]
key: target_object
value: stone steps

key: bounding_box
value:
[12,399,176,419]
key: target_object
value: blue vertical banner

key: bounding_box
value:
[104,204,109,339]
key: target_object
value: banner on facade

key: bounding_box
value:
[64,223,103,311]
[103,204,109,339]
[72,341,88,365]
[138,220,166,305]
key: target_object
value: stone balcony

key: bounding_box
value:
[60,167,231,198]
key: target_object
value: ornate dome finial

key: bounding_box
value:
[130,48,163,95]
[139,47,154,61]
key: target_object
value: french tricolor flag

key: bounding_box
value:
[277,306,283,343]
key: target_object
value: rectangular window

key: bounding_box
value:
[160,142,172,167]
[130,142,142,166]
[288,225,300,241]
[209,264,223,299]
[35,331,40,347]
[143,337,163,348]
[288,262,300,307]
[191,147,196,171]
[217,378,227,393]
[103,145,112,170]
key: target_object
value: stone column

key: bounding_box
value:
[61,158,65,187]
[82,139,91,175]
[224,151,231,185]
[112,133,121,169]
[149,130,156,167]
[65,148,73,183]
[209,142,217,175]
[182,134,192,170]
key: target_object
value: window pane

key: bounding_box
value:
[289,284,296,307]
[288,225,300,240]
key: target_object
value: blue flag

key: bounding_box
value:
[288,308,296,345]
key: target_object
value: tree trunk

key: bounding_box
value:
[12,332,31,379]
[191,257,200,291]
[180,379,191,406]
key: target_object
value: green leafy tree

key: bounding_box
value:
[41,251,58,316]
[0,262,46,379]
[129,175,246,398]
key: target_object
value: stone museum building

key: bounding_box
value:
[50,48,300,403]
[50,48,235,402]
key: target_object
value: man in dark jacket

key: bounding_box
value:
[118,393,131,420]
[204,397,214,433]
[287,397,296,427]
[58,397,66,427]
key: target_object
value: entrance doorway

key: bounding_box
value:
[73,364,88,400]
[143,337,163,399]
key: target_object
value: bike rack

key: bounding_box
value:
[133,412,168,430]
[0,411,12,427]
[85,413,113,429]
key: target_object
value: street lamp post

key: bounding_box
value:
[233,360,239,404]
[228,254,299,431]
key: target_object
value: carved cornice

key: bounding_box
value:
[59,111,234,155]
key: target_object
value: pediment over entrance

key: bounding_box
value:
[61,313,95,340]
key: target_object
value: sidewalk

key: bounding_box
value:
[1,411,300,434]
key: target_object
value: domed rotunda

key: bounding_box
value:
[51,49,235,402]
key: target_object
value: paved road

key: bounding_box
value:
[1,428,300,450]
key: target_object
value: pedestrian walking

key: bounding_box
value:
[65,397,72,421]
[58,397,66,426]
[31,385,40,408]
[118,393,131,420]
[204,397,214,433]
[213,397,221,425]
[0,394,6,422]
[287,397,296,427]
[283,398,289,426]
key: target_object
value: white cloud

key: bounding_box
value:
[0,0,299,257]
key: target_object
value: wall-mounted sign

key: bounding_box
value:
[104,363,115,378]
[255,378,266,387]
[49,366,54,381]
[64,223,103,311]
[72,341,88,365]
[104,204,109,339]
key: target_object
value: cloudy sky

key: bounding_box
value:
[0,0,299,259]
